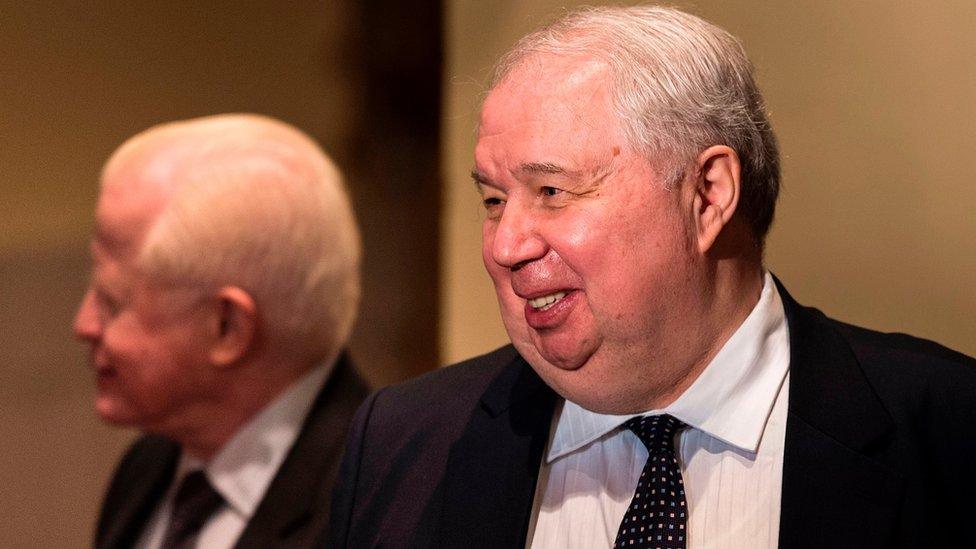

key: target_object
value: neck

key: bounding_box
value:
[643,258,765,410]
[168,359,311,461]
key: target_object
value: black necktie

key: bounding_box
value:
[614,414,688,548]
[160,470,224,549]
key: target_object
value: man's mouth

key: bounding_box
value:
[521,289,577,330]
[527,291,567,311]
[92,354,115,379]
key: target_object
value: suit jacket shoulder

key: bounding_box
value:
[330,345,555,548]
[359,345,520,435]
[239,353,368,548]
[789,295,976,426]
[835,318,975,378]
[777,282,976,548]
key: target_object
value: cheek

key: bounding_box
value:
[486,268,523,318]
[101,321,141,363]
[548,203,628,271]
[561,217,593,249]
[568,224,679,318]
[481,220,500,266]
[103,321,173,374]
[481,235,495,272]
[481,221,493,263]
[482,224,510,291]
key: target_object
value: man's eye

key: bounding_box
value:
[483,197,504,208]
[542,186,562,196]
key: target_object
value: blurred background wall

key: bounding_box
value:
[442,0,976,363]
[1,0,973,546]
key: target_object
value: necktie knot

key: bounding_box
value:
[623,414,686,456]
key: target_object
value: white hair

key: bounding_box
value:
[104,114,361,364]
[492,5,780,241]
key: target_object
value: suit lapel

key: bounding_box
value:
[97,438,179,549]
[776,281,903,548]
[234,353,368,548]
[435,354,557,548]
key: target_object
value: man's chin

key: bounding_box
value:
[516,347,644,413]
[515,339,589,373]
[530,335,597,371]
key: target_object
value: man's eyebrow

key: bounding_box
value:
[518,162,586,180]
[470,169,489,186]
[520,162,566,175]
[470,162,586,188]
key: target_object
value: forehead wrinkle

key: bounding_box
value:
[519,150,617,182]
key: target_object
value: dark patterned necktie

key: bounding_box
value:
[160,470,224,549]
[614,414,688,548]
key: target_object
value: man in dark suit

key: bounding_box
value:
[74,114,368,548]
[330,6,976,548]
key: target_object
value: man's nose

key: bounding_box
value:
[73,288,101,342]
[490,202,548,269]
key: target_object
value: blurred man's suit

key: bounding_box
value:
[98,355,366,548]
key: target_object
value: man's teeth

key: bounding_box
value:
[528,291,567,311]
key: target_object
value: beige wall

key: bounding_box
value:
[442,0,976,364]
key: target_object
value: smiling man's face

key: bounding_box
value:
[475,54,708,413]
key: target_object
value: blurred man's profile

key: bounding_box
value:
[329,6,976,548]
[75,113,367,549]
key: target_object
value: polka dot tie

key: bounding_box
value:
[614,414,688,549]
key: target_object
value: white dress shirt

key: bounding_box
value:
[137,360,334,549]
[528,272,791,549]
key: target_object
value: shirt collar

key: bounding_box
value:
[178,358,335,517]
[547,272,790,462]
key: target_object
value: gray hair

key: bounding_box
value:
[105,114,361,364]
[492,5,780,242]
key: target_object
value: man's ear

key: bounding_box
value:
[692,145,741,254]
[209,286,257,367]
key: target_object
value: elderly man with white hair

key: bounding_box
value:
[329,5,976,548]
[75,114,367,549]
